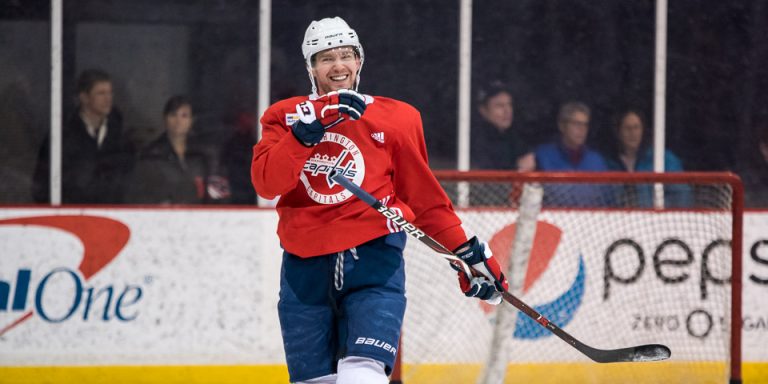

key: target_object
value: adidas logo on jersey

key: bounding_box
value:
[370,132,385,143]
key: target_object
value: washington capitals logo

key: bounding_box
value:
[304,151,356,189]
[484,221,585,339]
[300,132,365,205]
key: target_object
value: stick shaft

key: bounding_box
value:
[330,173,671,363]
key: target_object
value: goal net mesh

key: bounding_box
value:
[397,171,741,384]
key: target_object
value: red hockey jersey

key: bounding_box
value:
[251,95,467,257]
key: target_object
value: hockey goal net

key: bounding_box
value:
[393,171,743,384]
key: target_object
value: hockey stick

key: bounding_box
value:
[330,172,671,363]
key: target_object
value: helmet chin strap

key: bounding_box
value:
[355,59,363,91]
[306,67,318,96]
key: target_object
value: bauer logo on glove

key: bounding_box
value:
[452,236,509,305]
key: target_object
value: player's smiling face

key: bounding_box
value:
[311,46,361,95]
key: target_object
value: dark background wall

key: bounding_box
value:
[1,0,767,202]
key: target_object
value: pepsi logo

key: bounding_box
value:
[483,221,585,340]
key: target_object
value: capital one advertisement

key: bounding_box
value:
[0,207,766,382]
[0,208,284,366]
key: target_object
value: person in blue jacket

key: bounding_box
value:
[534,101,611,207]
[606,109,692,208]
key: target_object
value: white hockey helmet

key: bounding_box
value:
[302,17,364,94]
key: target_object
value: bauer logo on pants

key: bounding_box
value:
[354,337,397,356]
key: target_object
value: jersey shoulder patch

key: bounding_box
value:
[286,113,299,126]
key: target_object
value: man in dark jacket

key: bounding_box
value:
[33,69,134,204]
[471,81,534,171]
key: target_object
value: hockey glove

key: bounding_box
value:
[291,97,346,147]
[329,89,367,120]
[452,236,509,305]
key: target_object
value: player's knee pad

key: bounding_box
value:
[294,373,336,384]
[336,356,389,384]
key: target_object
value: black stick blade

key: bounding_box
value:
[585,343,671,363]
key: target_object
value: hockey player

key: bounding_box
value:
[251,16,508,384]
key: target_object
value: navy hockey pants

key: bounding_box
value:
[278,232,407,382]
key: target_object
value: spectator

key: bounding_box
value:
[739,122,768,207]
[471,81,534,171]
[0,77,42,203]
[535,101,610,207]
[221,111,258,204]
[32,68,134,204]
[606,109,692,207]
[126,95,227,204]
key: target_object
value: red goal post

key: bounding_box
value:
[392,171,743,384]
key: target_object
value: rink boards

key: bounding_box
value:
[0,207,766,383]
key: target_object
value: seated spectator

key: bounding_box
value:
[606,109,692,208]
[126,95,227,204]
[472,81,534,171]
[535,101,611,207]
[739,122,768,208]
[221,111,258,204]
[32,68,134,203]
[0,77,42,203]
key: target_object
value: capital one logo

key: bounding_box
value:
[484,221,585,340]
[0,215,133,336]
